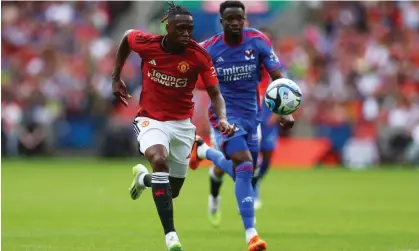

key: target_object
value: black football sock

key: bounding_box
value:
[251,176,259,190]
[151,172,175,235]
[142,174,152,187]
[209,167,223,198]
[169,176,185,199]
[210,175,223,198]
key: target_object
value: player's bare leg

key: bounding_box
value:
[132,144,183,251]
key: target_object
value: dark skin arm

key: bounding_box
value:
[111,30,133,107]
[269,68,283,80]
[267,69,295,130]
[206,85,235,137]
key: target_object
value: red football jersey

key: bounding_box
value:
[195,75,207,90]
[127,30,218,121]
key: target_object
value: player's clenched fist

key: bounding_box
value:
[216,118,235,137]
[112,78,132,107]
[268,113,295,130]
[278,114,295,130]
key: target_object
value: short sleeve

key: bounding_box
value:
[195,75,207,90]
[127,30,152,56]
[195,41,218,90]
[255,36,283,73]
[198,53,218,88]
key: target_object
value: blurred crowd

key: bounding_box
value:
[2,1,141,156]
[2,1,418,166]
[276,1,419,167]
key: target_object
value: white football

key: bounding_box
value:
[264,78,302,115]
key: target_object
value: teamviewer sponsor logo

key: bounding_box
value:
[216,64,257,82]
[147,69,188,88]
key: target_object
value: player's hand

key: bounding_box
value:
[112,78,132,107]
[216,118,235,137]
[278,114,295,130]
[268,114,282,127]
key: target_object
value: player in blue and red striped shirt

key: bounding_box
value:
[189,1,294,250]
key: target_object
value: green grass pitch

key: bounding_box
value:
[2,158,419,251]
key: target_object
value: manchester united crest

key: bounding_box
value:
[177,61,190,73]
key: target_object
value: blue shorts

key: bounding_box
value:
[211,116,259,158]
[260,98,279,152]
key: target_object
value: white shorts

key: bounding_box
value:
[133,117,196,178]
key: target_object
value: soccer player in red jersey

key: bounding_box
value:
[111,2,234,250]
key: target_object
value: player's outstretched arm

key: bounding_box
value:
[206,85,235,137]
[111,30,133,107]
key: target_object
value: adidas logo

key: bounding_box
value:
[242,196,253,203]
[148,59,156,65]
[216,57,224,63]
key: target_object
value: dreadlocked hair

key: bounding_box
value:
[161,1,191,23]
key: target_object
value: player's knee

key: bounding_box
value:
[149,155,169,172]
[230,151,253,166]
[235,161,254,181]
